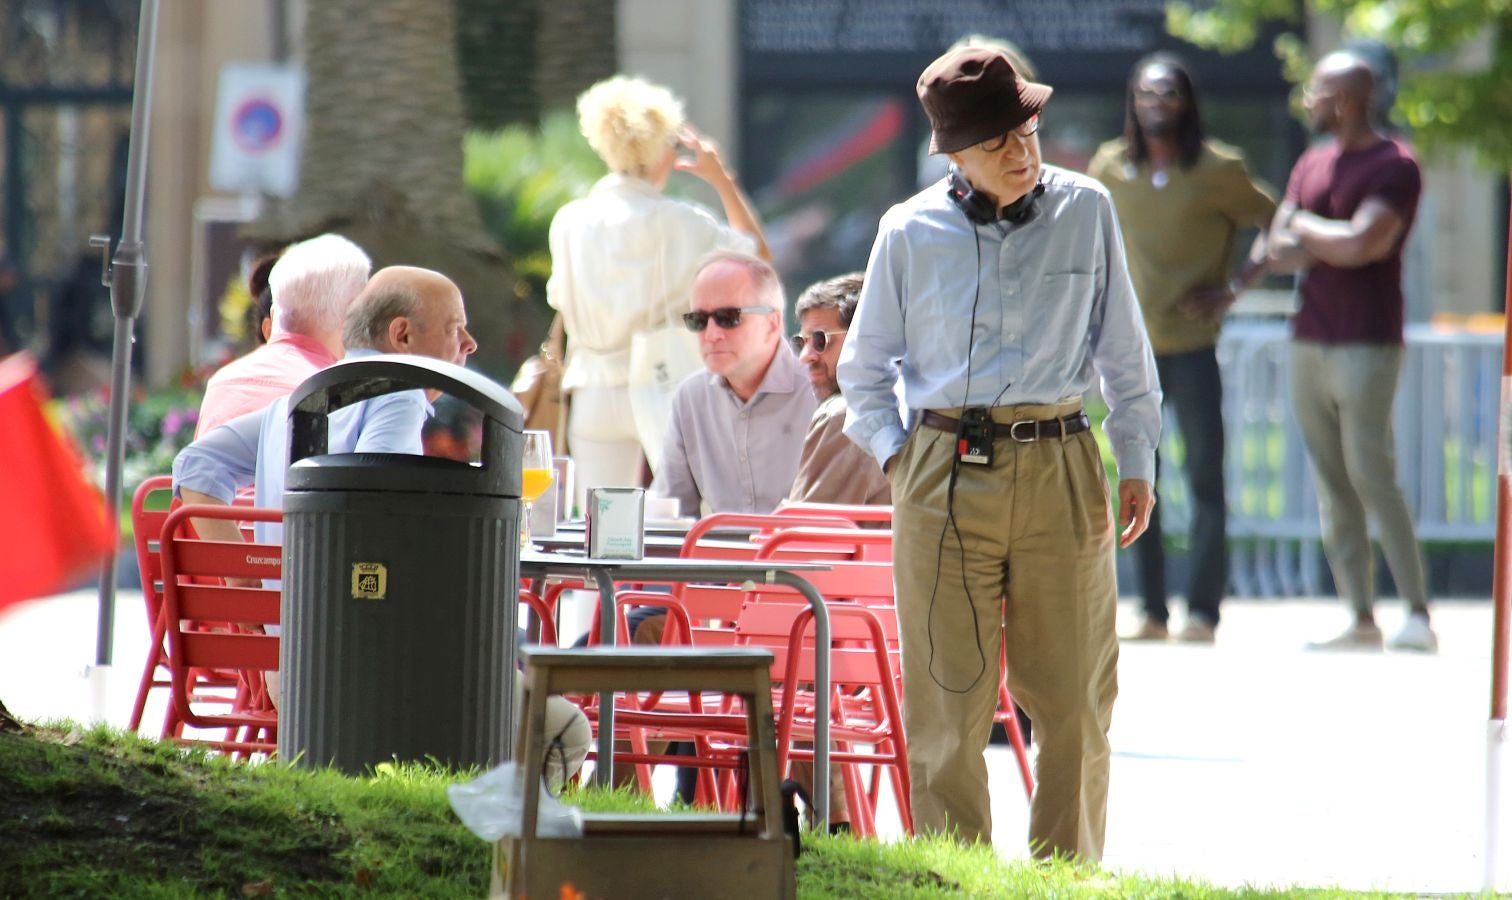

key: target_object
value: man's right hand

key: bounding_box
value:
[179,488,245,544]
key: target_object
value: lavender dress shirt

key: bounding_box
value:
[650,344,817,517]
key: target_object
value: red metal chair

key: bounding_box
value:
[774,502,893,526]
[129,476,253,735]
[566,514,866,796]
[518,588,557,647]
[732,598,910,837]
[757,527,1035,803]
[157,504,283,757]
[127,475,176,731]
[601,587,912,836]
[774,503,893,561]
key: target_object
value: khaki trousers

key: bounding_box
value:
[891,401,1118,861]
[1289,342,1429,620]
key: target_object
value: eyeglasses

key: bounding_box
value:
[1134,86,1184,103]
[681,305,773,332]
[790,329,847,355]
[977,115,1040,152]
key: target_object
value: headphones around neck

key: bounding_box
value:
[947,167,1044,226]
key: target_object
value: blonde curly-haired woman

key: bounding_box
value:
[548,75,769,511]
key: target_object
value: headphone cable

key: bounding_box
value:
[923,211,991,695]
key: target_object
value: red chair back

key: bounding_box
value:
[681,512,858,558]
[127,476,177,731]
[775,502,893,525]
[158,504,283,757]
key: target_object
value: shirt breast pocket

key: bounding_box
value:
[1031,272,1098,343]
[1040,271,1096,307]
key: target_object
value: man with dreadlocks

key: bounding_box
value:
[1089,53,1277,644]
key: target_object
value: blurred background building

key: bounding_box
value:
[0,0,1504,390]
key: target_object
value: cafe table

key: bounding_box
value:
[530,529,761,559]
[518,549,835,827]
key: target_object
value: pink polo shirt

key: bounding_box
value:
[195,331,338,436]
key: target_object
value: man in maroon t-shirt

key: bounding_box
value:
[1266,50,1434,652]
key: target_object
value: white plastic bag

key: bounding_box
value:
[446,762,584,841]
[627,324,701,473]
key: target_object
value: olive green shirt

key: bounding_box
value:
[1088,139,1277,355]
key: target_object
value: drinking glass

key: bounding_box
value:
[520,430,554,550]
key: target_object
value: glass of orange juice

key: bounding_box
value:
[520,429,554,550]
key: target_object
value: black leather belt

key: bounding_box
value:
[920,409,1090,442]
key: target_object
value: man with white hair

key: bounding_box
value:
[195,233,371,435]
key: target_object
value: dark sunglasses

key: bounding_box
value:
[681,305,773,332]
[790,329,847,354]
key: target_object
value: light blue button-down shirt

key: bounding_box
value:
[172,348,432,546]
[837,165,1162,483]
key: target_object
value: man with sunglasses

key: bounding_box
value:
[650,250,816,518]
[787,272,889,507]
[837,46,1160,862]
[1089,54,1277,645]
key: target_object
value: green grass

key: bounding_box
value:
[0,722,1456,898]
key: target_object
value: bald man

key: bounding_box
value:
[1266,52,1435,652]
[175,265,478,536]
[172,268,592,785]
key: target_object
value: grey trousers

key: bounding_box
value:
[1289,341,1429,620]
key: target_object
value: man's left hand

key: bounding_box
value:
[1117,478,1154,548]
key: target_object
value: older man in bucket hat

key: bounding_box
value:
[837,46,1161,861]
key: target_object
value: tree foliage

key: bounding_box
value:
[1167,0,1512,168]
[463,111,606,304]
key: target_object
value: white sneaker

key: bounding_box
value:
[1388,613,1439,653]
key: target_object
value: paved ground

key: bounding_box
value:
[2,589,1508,894]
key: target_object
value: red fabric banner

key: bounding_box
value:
[0,353,115,616]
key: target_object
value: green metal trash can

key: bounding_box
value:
[278,354,523,773]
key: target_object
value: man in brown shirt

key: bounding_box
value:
[787,272,890,506]
[784,271,886,831]
[1089,53,1276,643]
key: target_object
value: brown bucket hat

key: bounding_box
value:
[917,46,1053,154]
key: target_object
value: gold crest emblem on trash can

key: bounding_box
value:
[351,562,388,600]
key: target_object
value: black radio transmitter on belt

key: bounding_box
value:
[956,407,994,466]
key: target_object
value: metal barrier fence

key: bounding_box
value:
[1154,319,1502,598]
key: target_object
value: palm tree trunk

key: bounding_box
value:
[535,0,617,113]
[251,0,520,377]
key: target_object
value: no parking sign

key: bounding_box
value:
[209,63,305,197]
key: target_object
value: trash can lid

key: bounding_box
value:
[289,355,522,431]
[284,355,525,497]
[286,451,514,496]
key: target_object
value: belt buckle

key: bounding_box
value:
[1009,419,1039,442]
